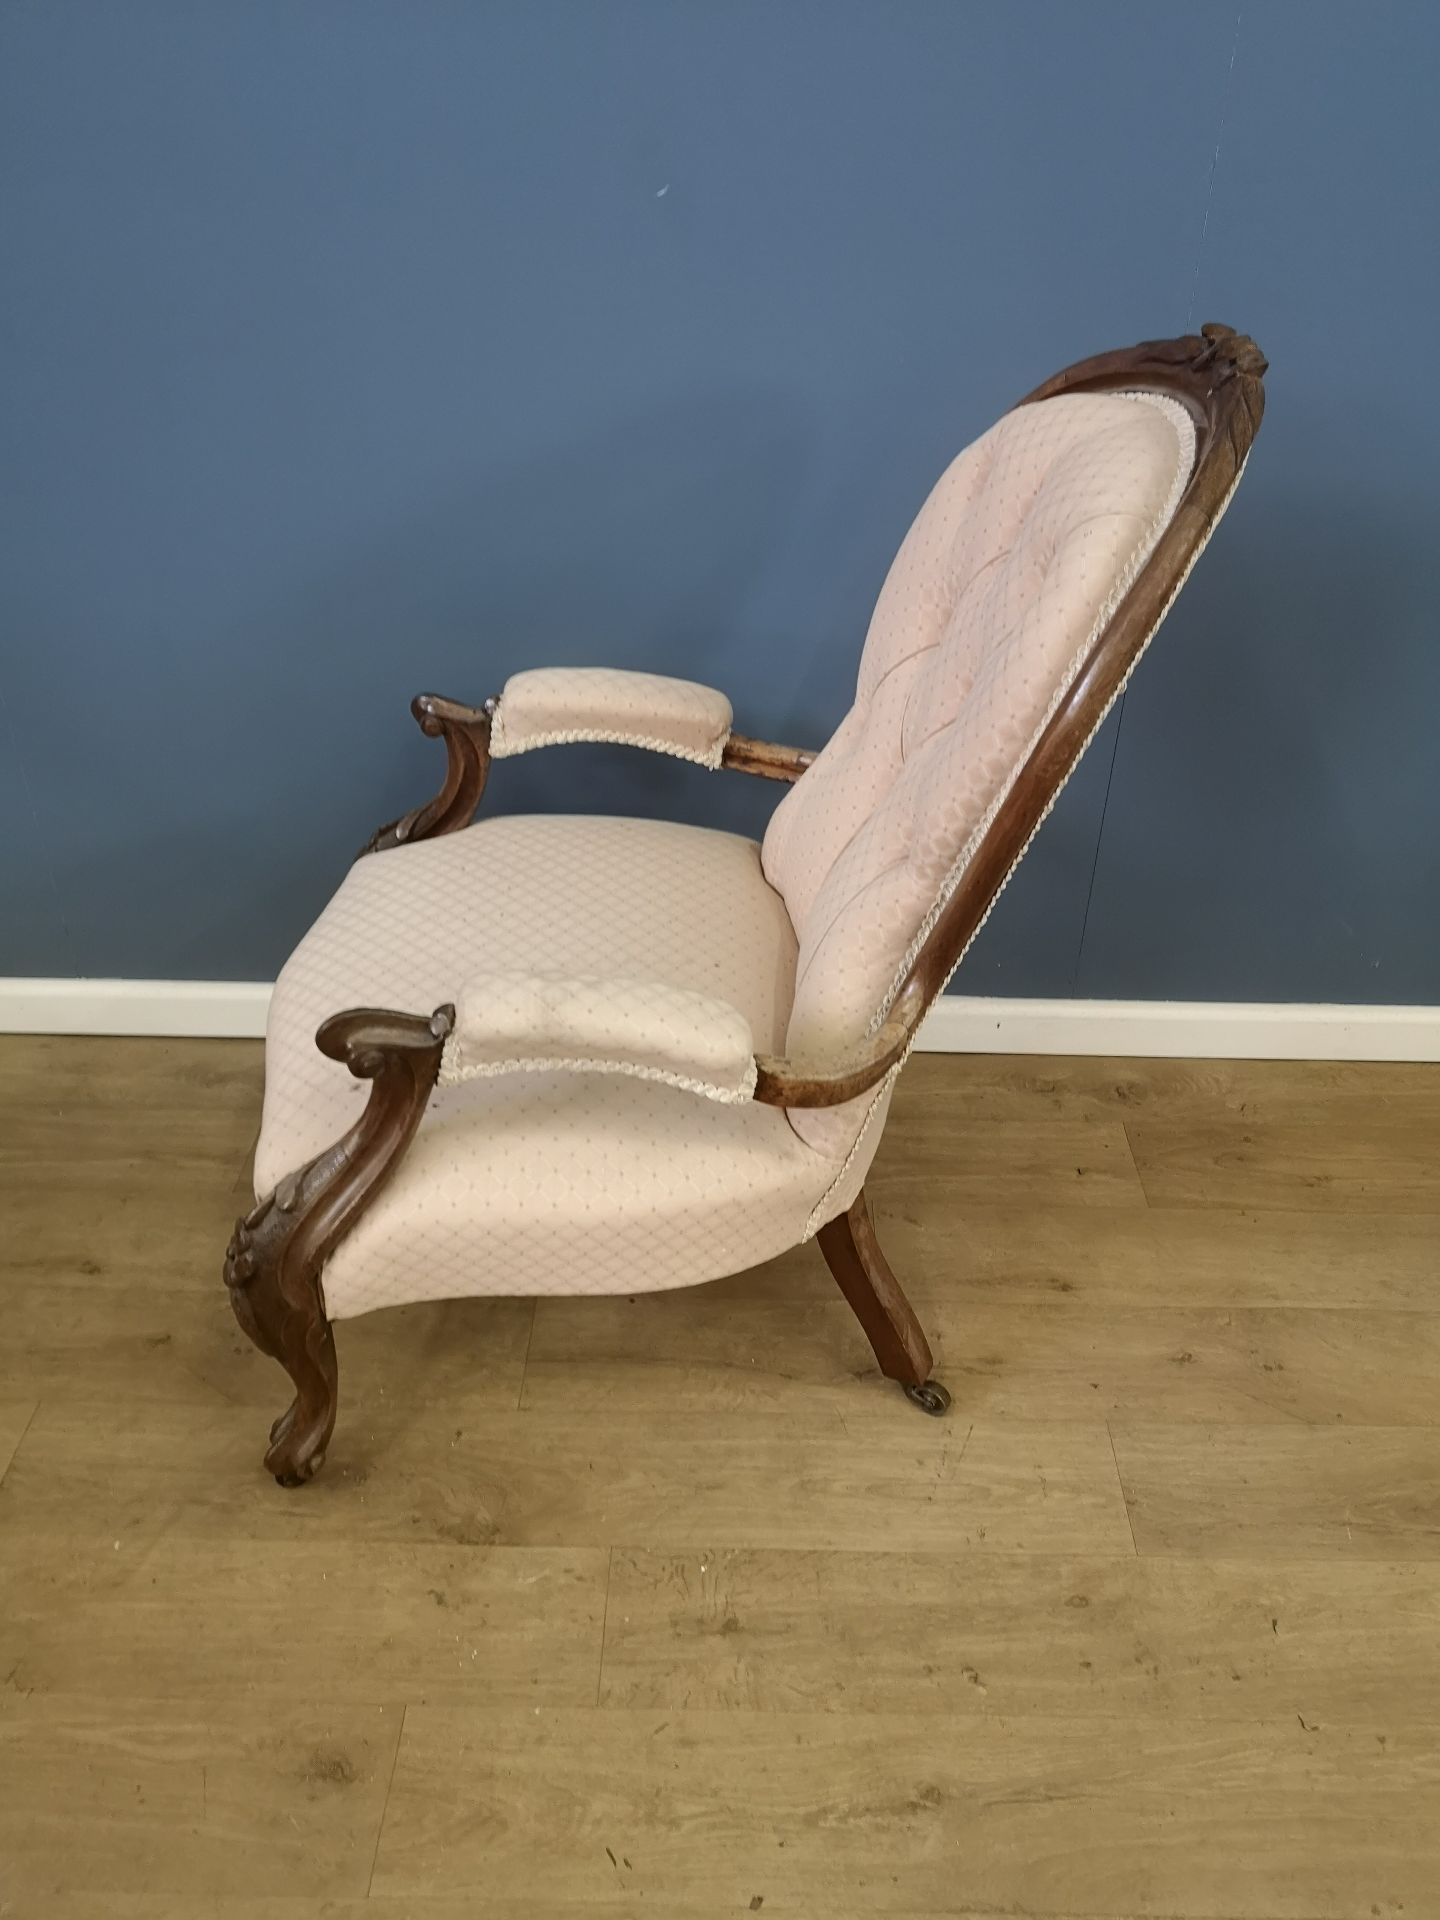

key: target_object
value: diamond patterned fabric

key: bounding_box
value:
[255,815,871,1315]
[490,667,733,767]
[441,972,759,1104]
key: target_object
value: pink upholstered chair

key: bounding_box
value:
[226,324,1266,1484]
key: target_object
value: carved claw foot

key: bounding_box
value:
[265,1400,330,1487]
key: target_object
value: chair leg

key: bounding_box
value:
[225,1182,338,1486]
[222,1004,451,1487]
[816,1188,951,1415]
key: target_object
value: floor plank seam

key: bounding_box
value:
[365,1701,406,1898]
[595,1544,615,1707]
[1106,1419,1139,1556]
[1118,1115,1153,1208]
[0,1399,41,1490]
[515,1298,538,1411]
[231,1125,259,1198]
[949,1418,977,1480]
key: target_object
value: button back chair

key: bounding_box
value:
[226,324,1266,1484]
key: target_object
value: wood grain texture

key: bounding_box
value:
[0,1905,1204,1920]
[0,1539,607,1705]
[0,1398,1131,1554]
[907,1052,1440,1215]
[0,1170,247,1290]
[861,1193,1440,1311]
[599,1548,1440,1722]
[878,1051,1440,1214]
[3,1030,1440,1912]
[523,1295,1440,1424]
[0,1396,37,1483]
[0,1032,261,1178]
[0,1280,533,1408]
[872,1110,1148,1208]
[370,1706,1435,1914]
[0,1697,402,1905]
[1126,1092,1440,1214]
[1112,1424,1440,1560]
[721,729,816,782]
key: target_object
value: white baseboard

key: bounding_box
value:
[1,976,1437,1062]
[0,978,273,1039]
[916,995,1440,1061]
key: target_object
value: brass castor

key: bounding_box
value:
[904,1380,952,1417]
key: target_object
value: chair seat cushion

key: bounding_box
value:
[256,815,869,1316]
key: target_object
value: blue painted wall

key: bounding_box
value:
[2,1,1436,999]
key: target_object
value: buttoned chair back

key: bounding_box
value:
[762,326,1265,1154]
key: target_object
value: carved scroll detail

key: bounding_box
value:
[1193,321,1269,381]
[363,695,496,855]
[224,1004,453,1484]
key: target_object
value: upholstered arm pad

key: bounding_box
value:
[489,668,733,768]
[438,973,758,1104]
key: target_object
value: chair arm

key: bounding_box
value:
[361,678,816,859]
[439,972,758,1105]
[490,668,734,768]
[721,733,817,784]
[363,695,495,855]
[752,982,927,1109]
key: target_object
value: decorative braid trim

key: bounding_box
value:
[438,1045,758,1106]
[489,719,730,770]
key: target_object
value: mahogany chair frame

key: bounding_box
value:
[226,323,1266,1483]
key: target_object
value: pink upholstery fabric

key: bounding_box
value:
[490,667,733,767]
[255,815,877,1315]
[254,383,1212,1318]
[442,972,758,1104]
[763,391,1195,1153]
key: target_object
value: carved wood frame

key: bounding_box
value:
[231,324,1264,1479]
[225,1006,452,1482]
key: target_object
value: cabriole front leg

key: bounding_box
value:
[225,1173,340,1485]
[223,1004,454,1485]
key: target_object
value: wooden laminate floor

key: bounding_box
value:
[1,1035,1438,1917]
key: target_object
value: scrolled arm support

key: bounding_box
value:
[752,981,926,1109]
[361,681,815,857]
[363,694,496,855]
[223,1002,454,1483]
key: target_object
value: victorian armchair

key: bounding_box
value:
[226,324,1267,1484]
